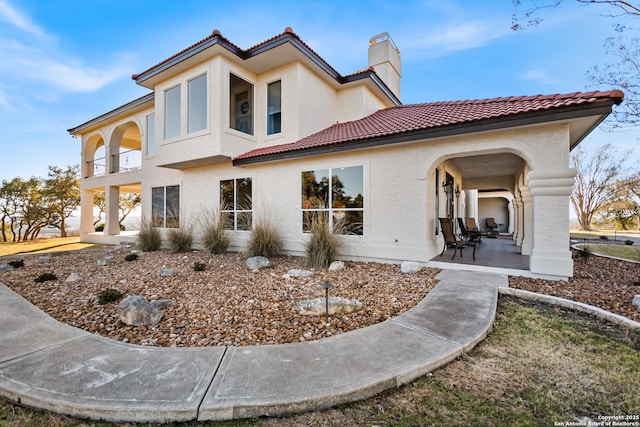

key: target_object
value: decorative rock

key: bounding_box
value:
[633,295,640,309]
[160,268,174,277]
[0,264,14,272]
[401,261,420,273]
[284,269,313,278]
[97,256,115,266]
[246,256,272,271]
[329,261,345,271]
[117,296,168,326]
[297,297,363,316]
[151,299,173,309]
[38,256,51,264]
[65,273,84,283]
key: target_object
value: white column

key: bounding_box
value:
[465,189,478,222]
[105,186,120,236]
[520,186,532,255]
[527,168,576,278]
[80,188,96,236]
[513,192,523,245]
[507,200,515,234]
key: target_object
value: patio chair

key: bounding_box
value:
[457,218,482,244]
[439,218,476,261]
[486,217,498,232]
[465,217,479,232]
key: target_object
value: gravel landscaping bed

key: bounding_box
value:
[509,250,640,322]
[2,247,638,348]
[0,248,439,347]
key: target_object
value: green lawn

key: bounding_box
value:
[2,298,638,426]
[580,244,640,262]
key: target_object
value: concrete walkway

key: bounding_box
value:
[0,269,505,423]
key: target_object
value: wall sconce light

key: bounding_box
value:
[455,185,461,198]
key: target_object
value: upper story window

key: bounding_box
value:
[267,80,281,135]
[146,113,155,156]
[164,85,181,139]
[188,74,207,133]
[230,74,253,135]
[301,166,364,235]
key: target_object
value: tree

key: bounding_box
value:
[43,165,80,238]
[93,191,141,228]
[513,1,640,125]
[570,143,629,230]
[597,172,640,229]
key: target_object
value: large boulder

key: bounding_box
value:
[296,297,363,316]
[246,256,273,271]
[117,296,172,326]
[0,264,14,272]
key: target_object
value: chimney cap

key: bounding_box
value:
[369,32,399,54]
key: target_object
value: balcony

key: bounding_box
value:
[85,157,106,178]
[111,149,142,173]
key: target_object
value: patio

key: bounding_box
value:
[429,235,530,274]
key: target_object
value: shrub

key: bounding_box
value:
[137,218,162,252]
[8,259,24,268]
[124,253,138,262]
[167,226,193,253]
[625,239,634,246]
[193,261,206,271]
[34,272,57,283]
[304,214,344,269]
[95,223,125,232]
[599,235,609,240]
[246,216,282,258]
[97,288,124,305]
[201,208,229,254]
[575,246,591,259]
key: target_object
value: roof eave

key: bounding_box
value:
[67,92,155,135]
[233,101,615,166]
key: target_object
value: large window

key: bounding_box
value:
[230,74,253,135]
[267,80,281,135]
[220,178,252,231]
[301,166,363,235]
[146,113,155,156]
[152,185,180,228]
[164,85,181,139]
[188,74,207,133]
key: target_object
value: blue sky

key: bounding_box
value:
[0,0,637,182]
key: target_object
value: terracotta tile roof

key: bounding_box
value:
[234,90,624,164]
[133,27,341,82]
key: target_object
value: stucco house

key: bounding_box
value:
[68,28,623,280]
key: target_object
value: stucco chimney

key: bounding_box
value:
[368,32,401,99]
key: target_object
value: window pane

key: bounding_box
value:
[302,211,328,233]
[267,80,281,135]
[146,113,155,156]
[164,86,181,139]
[332,166,363,208]
[151,187,164,227]
[165,185,180,228]
[230,74,253,135]
[220,179,234,209]
[335,210,364,235]
[188,74,207,133]
[237,212,252,231]
[302,170,329,209]
[236,177,252,210]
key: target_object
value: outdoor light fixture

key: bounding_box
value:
[455,185,461,198]
[321,281,333,323]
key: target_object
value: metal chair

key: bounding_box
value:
[439,218,476,260]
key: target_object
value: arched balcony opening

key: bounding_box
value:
[110,122,142,174]
[84,135,106,178]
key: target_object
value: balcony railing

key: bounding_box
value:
[85,158,106,178]
[111,149,142,173]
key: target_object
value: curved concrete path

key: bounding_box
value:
[0,269,504,423]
